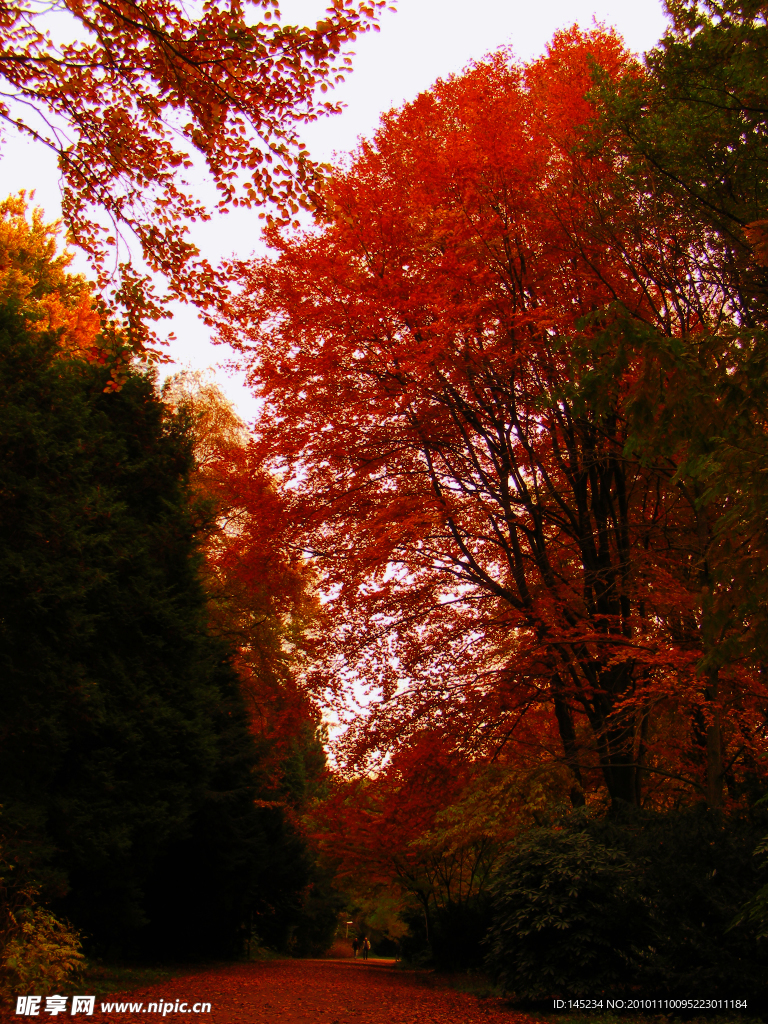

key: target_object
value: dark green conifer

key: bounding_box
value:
[0,309,309,957]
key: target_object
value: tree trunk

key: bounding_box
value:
[552,684,585,807]
[705,668,724,810]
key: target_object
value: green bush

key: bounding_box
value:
[486,808,768,1001]
[485,828,643,998]
[731,796,768,939]
[592,807,768,998]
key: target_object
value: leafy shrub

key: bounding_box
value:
[593,807,768,998]
[486,808,768,1001]
[1,841,84,1007]
[1,904,85,1002]
[485,828,643,999]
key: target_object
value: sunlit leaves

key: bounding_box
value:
[0,0,388,349]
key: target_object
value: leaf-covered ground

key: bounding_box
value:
[93,958,535,1023]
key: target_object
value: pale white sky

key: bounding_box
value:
[0,0,670,418]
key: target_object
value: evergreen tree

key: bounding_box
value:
[0,304,309,957]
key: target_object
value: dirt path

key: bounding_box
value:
[91,958,536,1023]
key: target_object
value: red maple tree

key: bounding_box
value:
[217,28,768,810]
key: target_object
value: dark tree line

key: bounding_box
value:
[0,294,330,963]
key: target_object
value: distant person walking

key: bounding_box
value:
[362,936,371,961]
[352,936,359,958]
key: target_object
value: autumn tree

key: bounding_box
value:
[0,193,115,354]
[314,717,574,967]
[0,0,386,347]
[219,29,768,810]
[162,372,328,800]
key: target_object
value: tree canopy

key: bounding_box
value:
[0,0,387,347]
[218,26,768,812]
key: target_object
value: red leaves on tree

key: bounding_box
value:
[0,0,388,349]
[163,373,327,797]
[204,442,325,776]
[216,29,768,810]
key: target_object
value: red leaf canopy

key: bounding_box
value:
[219,28,768,809]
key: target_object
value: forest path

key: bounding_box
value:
[97,958,536,1023]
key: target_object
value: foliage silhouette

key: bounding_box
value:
[0,304,314,958]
